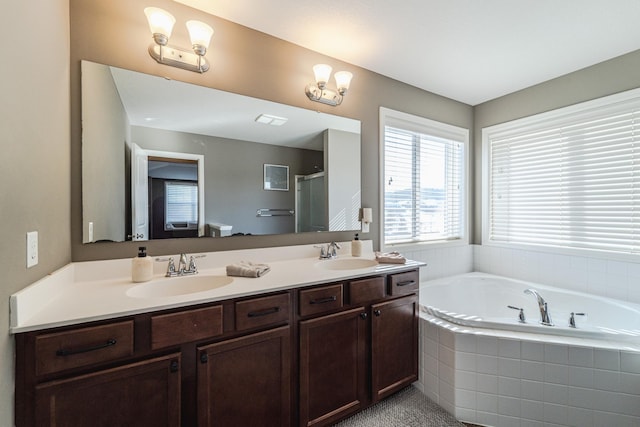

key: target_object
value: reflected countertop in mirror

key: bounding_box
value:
[81,61,361,244]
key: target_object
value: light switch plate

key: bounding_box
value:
[27,231,38,268]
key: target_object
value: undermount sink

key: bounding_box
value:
[127,275,234,298]
[315,258,379,271]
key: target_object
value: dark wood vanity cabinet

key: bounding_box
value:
[15,269,419,427]
[297,270,419,427]
[16,319,181,427]
[371,294,419,402]
[299,307,368,426]
[34,353,182,427]
[197,326,291,427]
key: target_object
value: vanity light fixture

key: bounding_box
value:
[305,64,353,106]
[144,7,214,73]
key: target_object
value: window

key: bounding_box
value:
[483,88,640,257]
[380,108,468,247]
[165,181,198,230]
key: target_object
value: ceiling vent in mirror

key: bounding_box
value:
[255,114,288,126]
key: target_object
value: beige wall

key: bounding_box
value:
[473,49,640,243]
[81,61,127,243]
[0,0,71,425]
[69,0,473,261]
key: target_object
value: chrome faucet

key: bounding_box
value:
[524,288,553,326]
[317,242,341,259]
[164,253,200,277]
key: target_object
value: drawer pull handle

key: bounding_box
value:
[248,307,280,317]
[374,309,382,316]
[56,338,117,357]
[397,280,416,287]
[309,296,337,305]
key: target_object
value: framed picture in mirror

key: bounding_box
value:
[264,164,289,191]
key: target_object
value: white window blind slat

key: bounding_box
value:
[383,119,466,245]
[485,89,640,255]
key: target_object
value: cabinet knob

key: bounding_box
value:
[360,312,368,319]
[170,359,179,373]
[374,310,381,317]
[200,352,208,364]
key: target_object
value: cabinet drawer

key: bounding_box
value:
[151,305,223,350]
[235,293,290,331]
[388,270,419,296]
[349,277,385,305]
[35,320,134,376]
[299,284,343,317]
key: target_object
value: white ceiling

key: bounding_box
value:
[109,65,359,150]
[174,0,640,106]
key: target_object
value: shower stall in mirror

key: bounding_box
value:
[295,172,326,232]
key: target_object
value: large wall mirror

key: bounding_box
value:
[81,61,361,243]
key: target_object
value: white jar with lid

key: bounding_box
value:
[132,246,153,282]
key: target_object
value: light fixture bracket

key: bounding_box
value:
[305,84,343,106]
[148,44,210,73]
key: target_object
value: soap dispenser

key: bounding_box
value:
[351,233,362,257]
[132,246,153,283]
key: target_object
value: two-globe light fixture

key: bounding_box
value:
[144,7,214,73]
[305,64,353,106]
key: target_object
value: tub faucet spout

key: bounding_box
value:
[524,288,553,326]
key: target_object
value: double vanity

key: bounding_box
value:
[11,241,423,426]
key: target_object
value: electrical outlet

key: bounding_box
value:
[27,231,38,268]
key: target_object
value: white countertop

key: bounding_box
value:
[10,241,425,334]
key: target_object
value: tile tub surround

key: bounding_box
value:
[473,244,640,306]
[417,315,640,427]
[10,240,425,333]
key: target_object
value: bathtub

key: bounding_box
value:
[417,273,640,427]
[421,272,640,343]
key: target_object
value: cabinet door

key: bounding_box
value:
[197,326,291,427]
[34,353,181,427]
[299,307,367,427]
[371,294,418,402]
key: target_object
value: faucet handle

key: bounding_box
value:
[328,241,340,257]
[315,245,327,258]
[188,256,198,273]
[507,305,526,323]
[569,312,586,328]
[164,257,176,277]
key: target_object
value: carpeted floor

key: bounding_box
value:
[332,386,467,427]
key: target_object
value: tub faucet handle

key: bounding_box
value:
[507,305,526,323]
[569,312,586,328]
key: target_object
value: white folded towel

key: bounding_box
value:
[226,261,271,278]
[374,251,407,264]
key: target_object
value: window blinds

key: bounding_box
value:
[487,94,640,255]
[384,125,465,245]
[165,181,198,227]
